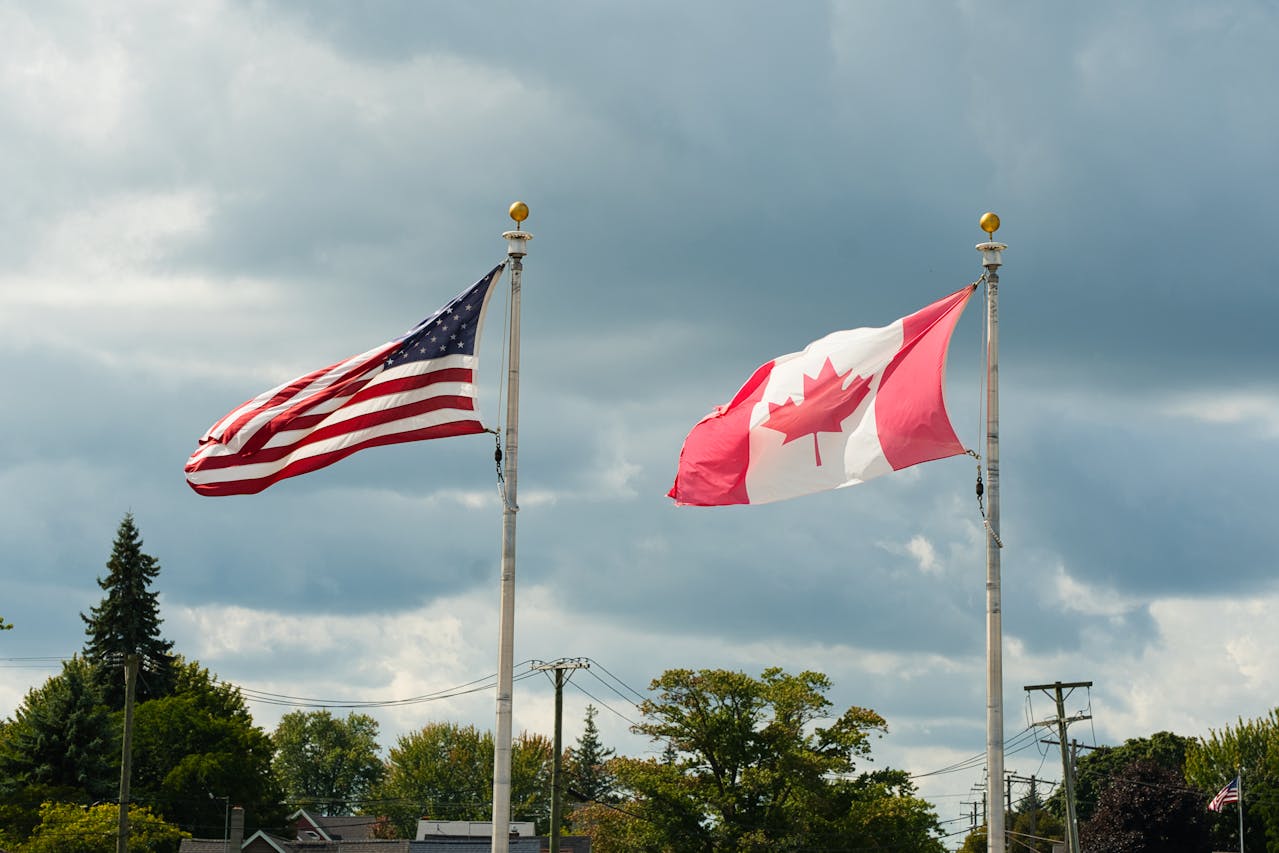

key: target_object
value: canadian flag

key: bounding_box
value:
[669,285,976,506]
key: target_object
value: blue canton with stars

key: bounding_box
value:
[384,265,501,370]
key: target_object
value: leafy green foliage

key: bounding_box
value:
[19,801,188,853]
[1008,784,1065,853]
[1185,710,1279,853]
[271,709,386,816]
[0,658,116,842]
[955,825,985,853]
[0,657,116,797]
[372,721,551,837]
[568,800,667,853]
[605,667,944,853]
[566,705,617,806]
[1078,758,1210,853]
[81,514,175,707]
[129,659,285,837]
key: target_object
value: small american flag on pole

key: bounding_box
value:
[1209,777,1240,812]
[185,264,503,496]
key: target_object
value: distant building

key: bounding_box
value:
[178,809,589,853]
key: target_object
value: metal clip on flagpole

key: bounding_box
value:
[977,212,1008,853]
[492,201,531,853]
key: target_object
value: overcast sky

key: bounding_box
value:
[2,0,1278,842]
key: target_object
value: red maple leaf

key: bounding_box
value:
[762,357,872,466]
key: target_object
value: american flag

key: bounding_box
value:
[186,264,504,496]
[1209,777,1240,812]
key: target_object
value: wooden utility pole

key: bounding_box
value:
[1025,681,1092,853]
[532,658,588,853]
[117,654,139,853]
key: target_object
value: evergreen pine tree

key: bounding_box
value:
[81,513,175,708]
[566,704,617,804]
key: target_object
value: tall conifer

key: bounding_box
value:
[566,704,617,804]
[81,513,175,707]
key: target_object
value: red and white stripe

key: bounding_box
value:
[187,331,491,496]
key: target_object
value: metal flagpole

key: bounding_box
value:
[977,212,1007,853]
[1238,769,1245,853]
[493,201,531,853]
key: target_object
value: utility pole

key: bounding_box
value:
[1029,775,1038,838]
[1025,681,1092,853]
[117,654,139,853]
[532,658,588,853]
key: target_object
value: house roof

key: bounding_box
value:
[288,809,379,841]
[178,842,233,853]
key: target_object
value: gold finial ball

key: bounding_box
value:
[979,211,1001,235]
[509,201,529,223]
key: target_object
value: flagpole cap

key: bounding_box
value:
[503,203,532,257]
[503,202,532,256]
[975,212,1006,269]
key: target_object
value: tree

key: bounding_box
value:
[609,667,944,853]
[955,825,985,853]
[19,801,188,853]
[1185,711,1279,853]
[129,659,286,837]
[0,657,116,843]
[1078,758,1210,853]
[81,513,175,707]
[1008,781,1065,853]
[271,710,386,815]
[568,800,666,853]
[1050,731,1192,824]
[566,705,617,805]
[372,722,552,837]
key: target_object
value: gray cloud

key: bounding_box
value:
[3,1,1279,837]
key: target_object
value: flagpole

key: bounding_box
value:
[1238,769,1245,853]
[977,213,1007,853]
[493,202,531,853]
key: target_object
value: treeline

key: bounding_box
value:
[38,515,1279,852]
[955,725,1279,853]
[0,514,948,852]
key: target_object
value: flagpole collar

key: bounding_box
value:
[503,230,532,258]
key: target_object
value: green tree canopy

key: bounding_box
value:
[81,513,175,707]
[607,667,944,853]
[0,656,115,798]
[129,658,285,837]
[566,704,617,806]
[19,801,188,853]
[372,721,552,838]
[568,799,666,853]
[1185,710,1279,853]
[1007,780,1065,853]
[271,709,386,816]
[0,657,116,843]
